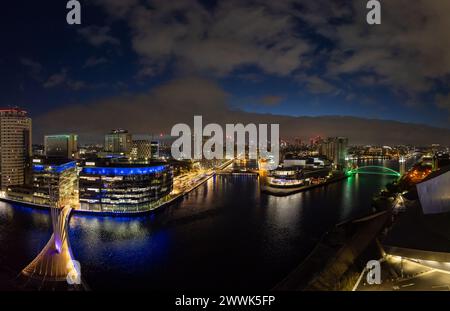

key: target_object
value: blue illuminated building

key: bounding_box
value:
[79,159,173,213]
[81,165,166,176]
[31,158,78,206]
[33,161,77,174]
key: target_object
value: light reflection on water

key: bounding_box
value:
[0,160,405,290]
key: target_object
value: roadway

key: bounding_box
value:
[172,159,234,195]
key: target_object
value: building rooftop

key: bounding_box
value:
[0,107,28,116]
[32,157,76,166]
[383,201,450,261]
[82,158,167,168]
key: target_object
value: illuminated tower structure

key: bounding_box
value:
[151,141,160,160]
[399,156,406,176]
[320,137,348,170]
[0,108,32,190]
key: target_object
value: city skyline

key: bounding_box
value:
[1,1,450,145]
[2,0,450,298]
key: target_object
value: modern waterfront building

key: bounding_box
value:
[104,129,132,155]
[266,167,305,188]
[45,134,78,159]
[6,157,78,207]
[320,137,348,169]
[0,108,32,190]
[265,166,331,188]
[31,158,78,207]
[79,159,173,212]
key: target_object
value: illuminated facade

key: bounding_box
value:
[45,134,78,159]
[266,167,331,188]
[31,158,79,207]
[267,167,304,187]
[151,141,160,159]
[104,129,132,154]
[0,108,32,190]
[79,160,173,212]
[129,140,152,161]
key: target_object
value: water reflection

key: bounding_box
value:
[0,160,407,290]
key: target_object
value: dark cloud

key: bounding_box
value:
[134,66,157,80]
[35,77,229,139]
[43,69,86,91]
[35,77,450,145]
[43,71,67,88]
[20,58,43,81]
[78,26,120,47]
[93,0,138,18]
[322,1,450,101]
[20,58,42,73]
[83,57,108,68]
[436,94,450,117]
[296,74,337,95]
[32,1,449,141]
[85,0,450,121]
[93,0,311,76]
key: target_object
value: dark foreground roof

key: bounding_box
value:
[383,202,450,259]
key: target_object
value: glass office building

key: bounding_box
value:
[319,137,349,169]
[31,158,79,207]
[44,134,78,159]
[104,129,132,154]
[79,160,173,212]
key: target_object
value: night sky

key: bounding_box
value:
[1,0,449,144]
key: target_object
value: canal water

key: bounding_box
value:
[0,159,413,290]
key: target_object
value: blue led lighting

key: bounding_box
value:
[81,165,167,176]
[32,165,45,173]
[33,161,77,174]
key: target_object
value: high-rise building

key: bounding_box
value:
[44,134,78,159]
[129,140,152,161]
[104,129,132,154]
[320,137,348,169]
[151,141,160,160]
[0,108,32,190]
